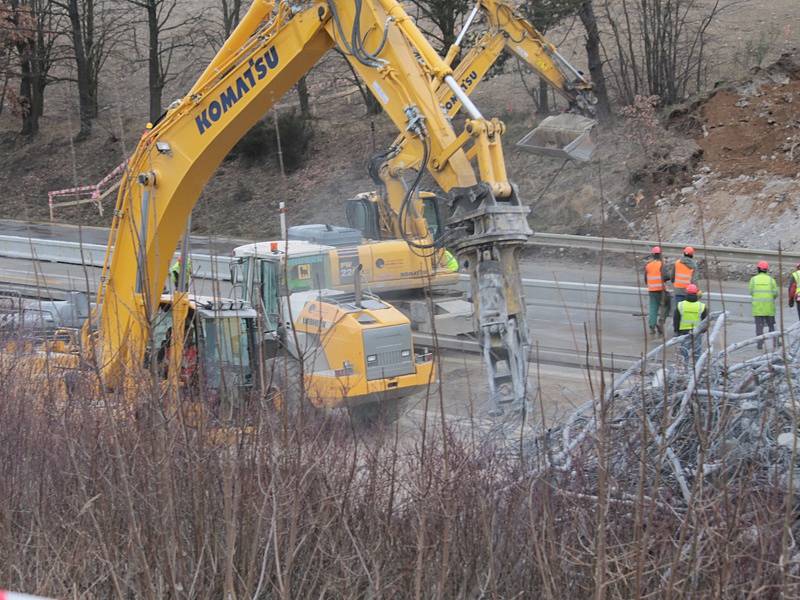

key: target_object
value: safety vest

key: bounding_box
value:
[170,258,192,285]
[673,259,694,289]
[793,271,800,300]
[645,260,664,292]
[443,250,459,273]
[677,300,706,332]
[749,272,777,317]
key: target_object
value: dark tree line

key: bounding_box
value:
[0,0,728,139]
[0,0,216,136]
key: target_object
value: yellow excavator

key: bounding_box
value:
[280,0,599,412]
[284,0,598,305]
[9,0,535,415]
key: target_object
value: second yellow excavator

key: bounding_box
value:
[267,0,600,412]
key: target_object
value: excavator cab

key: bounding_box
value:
[344,192,447,244]
[152,296,257,400]
[419,192,447,242]
[345,194,383,240]
[516,113,597,162]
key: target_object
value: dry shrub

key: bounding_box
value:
[0,337,797,598]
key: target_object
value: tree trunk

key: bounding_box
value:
[221,0,242,38]
[84,0,99,119]
[297,75,310,119]
[578,0,612,122]
[365,92,382,115]
[19,52,37,135]
[537,77,549,115]
[67,0,93,139]
[0,73,9,117]
[147,0,162,123]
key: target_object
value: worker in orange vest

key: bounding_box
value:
[644,245,670,335]
[671,246,699,310]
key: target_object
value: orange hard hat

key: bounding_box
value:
[683,246,695,256]
[757,260,769,270]
[686,284,699,295]
[651,245,662,254]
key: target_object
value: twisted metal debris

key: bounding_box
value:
[528,313,800,506]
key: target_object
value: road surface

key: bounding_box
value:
[0,219,780,424]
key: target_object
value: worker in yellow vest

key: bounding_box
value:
[673,283,707,362]
[749,260,779,350]
[788,262,800,321]
[170,255,192,291]
[643,245,670,335]
[442,249,459,273]
[670,246,699,309]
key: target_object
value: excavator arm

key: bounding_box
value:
[443,0,596,119]
[379,0,597,195]
[90,0,531,412]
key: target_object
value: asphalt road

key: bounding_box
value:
[0,250,769,424]
[0,219,787,424]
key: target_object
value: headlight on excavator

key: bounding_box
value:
[401,350,410,358]
[366,354,377,363]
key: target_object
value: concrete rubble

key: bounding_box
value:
[526,313,800,506]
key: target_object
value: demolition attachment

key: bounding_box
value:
[517,114,597,162]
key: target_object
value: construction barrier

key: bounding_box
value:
[47,161,127,221]
[0,591,56,600]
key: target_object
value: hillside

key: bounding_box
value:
[0,0,797,243]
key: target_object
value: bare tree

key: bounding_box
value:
[218,0,240,39]
[407,0,470,52]
[55,0,117,139]
[4,0,62,134]
[577,0,611,120]
[602,0,727,105]
[296,74,310,119]
[205,0,240,50]
[0,2,16,115]
[520,0,584,114]
[126,0,198,122]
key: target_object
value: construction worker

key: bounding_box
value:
[673,283,707,362]
[169,255,192,290]
[671,246,699,309]
[442,249,459,273]
[788,263,800,320]
[644,245,670,335]
[749,260,779,349]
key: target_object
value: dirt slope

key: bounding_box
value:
[643,51,800,253]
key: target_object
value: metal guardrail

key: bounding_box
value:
[518,278,752,323]
[453,275,753,324]
[0,235,233,281]
[414,333,637,371]
[2,230,793,281]
[527,233,800,267]
[0,234,754,321]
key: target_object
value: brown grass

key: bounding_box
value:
[0,343,797,599]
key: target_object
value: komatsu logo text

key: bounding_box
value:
[195,47,279,135]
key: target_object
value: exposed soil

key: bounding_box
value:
[696,61,800,177]
[642,50,800,256]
